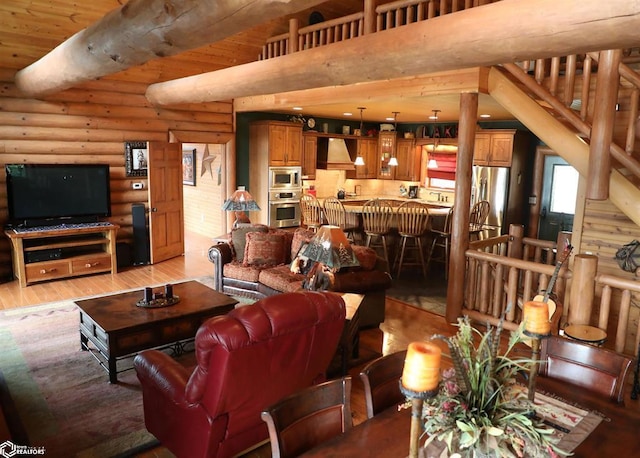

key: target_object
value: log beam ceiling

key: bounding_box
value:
[146,0,640,106]
[13,0,640,106]
[14,0,325,97]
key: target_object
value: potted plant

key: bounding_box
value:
[419,316,568,458]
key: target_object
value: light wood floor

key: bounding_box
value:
[0,231,215,310]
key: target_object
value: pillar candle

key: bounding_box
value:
[523,301,551,335]
[402,341,441,392]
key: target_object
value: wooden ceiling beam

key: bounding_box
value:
[14,0,326,97]
[234,69,487,113]
[146,0,640,106]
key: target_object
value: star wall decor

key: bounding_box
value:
[200,144,216,178]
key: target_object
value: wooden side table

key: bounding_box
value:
[563,324,607,346]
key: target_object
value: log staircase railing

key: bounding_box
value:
[505,50,640,187]
[465,226,640,356]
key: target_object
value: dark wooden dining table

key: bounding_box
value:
[301,364,640,457]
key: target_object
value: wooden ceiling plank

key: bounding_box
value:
[146,0,640,106]
[14,0,327,97]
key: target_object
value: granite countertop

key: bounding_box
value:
[334,195,454,207]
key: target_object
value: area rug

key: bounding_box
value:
[0,276,237,458]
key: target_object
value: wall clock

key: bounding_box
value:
[307,118,316,129]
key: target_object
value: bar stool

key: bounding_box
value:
[300,194,323,232]
[393,201,430,279]
[323,197,360,242]
[427,206,453,279]
[361,199,394,269]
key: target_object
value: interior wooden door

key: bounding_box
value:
[148,141,184,264]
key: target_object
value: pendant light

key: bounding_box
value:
[388,111,399,166]
[354,107,366,166]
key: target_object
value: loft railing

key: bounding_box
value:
[465,225,640,356]
[259,0,501,60]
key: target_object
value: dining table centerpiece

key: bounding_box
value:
[418,316,569,458]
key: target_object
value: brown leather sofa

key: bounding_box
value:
[207,226,392,328]
[133,291,346,458]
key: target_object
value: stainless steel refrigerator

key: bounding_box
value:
[471,165,527,237]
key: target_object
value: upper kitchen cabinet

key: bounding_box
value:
[302,132,317,179]
[347,137,378,179]
[473,129,520,167]
[250,120,302,167]
[378,131,397,180]
[395,138,420,181]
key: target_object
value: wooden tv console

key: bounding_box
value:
[4,223,119,287]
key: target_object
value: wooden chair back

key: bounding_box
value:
[359,350,407,419]
[261,377,353,458]
[396,201,430,237]
[323,197,347,228]
[470,200,490,230]
[300,194,323,231]
[361,199,394,235]
[539,336,633,403]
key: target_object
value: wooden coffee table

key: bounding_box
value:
[76,280,238,383]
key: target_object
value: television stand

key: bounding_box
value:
[4,223,119,287]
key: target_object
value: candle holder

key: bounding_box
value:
[400,381,439,458]
[522,300,551,402]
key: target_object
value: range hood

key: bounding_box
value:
[316,137,355,170]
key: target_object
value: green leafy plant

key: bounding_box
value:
[421,316,569,458]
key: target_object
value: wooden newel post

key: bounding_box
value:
[568,254,598,325]
[363,0,377,35]
[507,224,524,259]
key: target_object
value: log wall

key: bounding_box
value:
[0,69,233,282]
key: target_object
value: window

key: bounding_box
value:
[550,165,579,214]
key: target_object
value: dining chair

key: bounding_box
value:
[359,350,407,419]
[427,206,454,279]
[299,194,323,232]
[261,376,353,458]
[323,197,360,242]
[469,200,490,240]
[361,198,394,269]
[394,201,430,279]
[539,336,633,403]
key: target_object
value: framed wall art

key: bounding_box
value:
[125,141,148,177]
[182,149,196,186]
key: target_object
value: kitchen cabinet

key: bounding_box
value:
[395,138,420,181]
[250,120,302,167]
[473,129,517,167]
[302,133,317,179]
[347,137,378,179]
[378,131,397,180]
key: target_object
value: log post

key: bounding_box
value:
[567,254,598,325]
[446,92,477,323]
[587,49,622,200]
[289,18,299,54]
[363,0,377,34]
[507,224,524,260]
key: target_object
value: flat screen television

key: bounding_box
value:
[5,164,112,227]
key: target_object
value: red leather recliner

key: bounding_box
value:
[133,291,346,458]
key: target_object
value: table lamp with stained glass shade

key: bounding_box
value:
[222,186,261,228]
[301,225,360,290]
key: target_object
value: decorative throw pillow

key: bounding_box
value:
[230,224,268,262]
[290,227,316,262]
[352,245,377,271]
[244,232,287,267]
